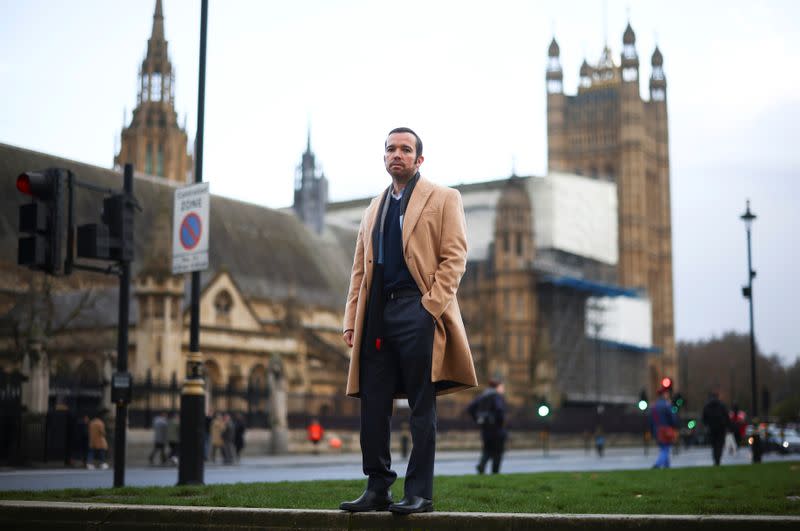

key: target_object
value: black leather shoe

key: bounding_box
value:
[339,490,392,512]
[388,496,433,514]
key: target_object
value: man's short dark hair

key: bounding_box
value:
[386,127,423,158]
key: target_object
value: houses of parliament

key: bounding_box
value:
[0,0,675,436]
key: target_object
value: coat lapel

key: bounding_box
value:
[362,197,381,272]
[402,177,433,252]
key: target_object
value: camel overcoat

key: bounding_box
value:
[343,176,478,398]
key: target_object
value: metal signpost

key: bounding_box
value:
[178,0,209,486]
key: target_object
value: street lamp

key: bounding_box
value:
[740,200,758,419]
[740,200,761,464]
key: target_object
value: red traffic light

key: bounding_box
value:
[16,173,33,195]
[16,171,54,199]
[661,377,673,390]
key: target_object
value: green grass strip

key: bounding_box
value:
[2,461,799,515]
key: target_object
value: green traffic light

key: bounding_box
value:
[637,399,648,411]
[687,420,697,429]
[671,405,678,414]
[538,404,550,417]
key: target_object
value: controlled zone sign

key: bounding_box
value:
[172,182,209,274]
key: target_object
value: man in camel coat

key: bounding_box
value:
[340,127,477,514]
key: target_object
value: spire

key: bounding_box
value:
[623,22,636,45]
[548,37,560,58]
[293,128,328,234]
[651,46,663,67]
[151,0,165,42]
[650,46,666,101]
[145,0,168,66]
[546,36,563,94]
[621,20,639,81]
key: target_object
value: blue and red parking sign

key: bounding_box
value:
[172,183,209,274]
[180,212,202,250]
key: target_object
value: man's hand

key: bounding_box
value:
[343,329,354,348]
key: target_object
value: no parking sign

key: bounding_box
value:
[172,182,209,274]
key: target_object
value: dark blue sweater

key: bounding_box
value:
[382,196,416,294]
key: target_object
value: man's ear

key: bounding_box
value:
[416,155,425,167]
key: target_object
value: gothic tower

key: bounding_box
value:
[293,128,329,234]
[545,23,676,390]
[115,0,192,183]
[490,177,536,405]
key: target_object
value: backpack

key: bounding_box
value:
[475,394,497,426]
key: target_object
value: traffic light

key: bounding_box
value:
[671,392,685,414]
[77,192,135,262]
[637,390,648,411]
[660,377,673,392]
[17,169,67,275]
[537,399,551,418]
[673,393,685,409]
[687,419,697,430]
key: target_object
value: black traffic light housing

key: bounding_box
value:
[77,192,135,262]
[672,393,685,413]
[16,169,68,275]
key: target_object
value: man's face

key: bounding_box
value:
[384,132,423,180]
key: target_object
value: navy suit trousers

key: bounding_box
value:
[359,295,436,499]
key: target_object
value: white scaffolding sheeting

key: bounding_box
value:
[586,295,653,349]
[528,172,618,265]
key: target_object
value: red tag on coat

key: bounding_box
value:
[375,338,382,351]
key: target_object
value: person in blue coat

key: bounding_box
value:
[650,384,678,468]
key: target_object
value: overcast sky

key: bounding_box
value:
[1,0,798,365]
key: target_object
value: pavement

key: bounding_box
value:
[2,500,800,530]
[0,446,796,491]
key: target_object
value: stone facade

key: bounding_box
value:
[546,24,675,392]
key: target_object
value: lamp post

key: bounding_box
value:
[740,200,761,464]
[740,201,757,418]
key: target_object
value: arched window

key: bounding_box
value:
[156,144,164,177]
[145,143,153,174]
[214,290,233,324]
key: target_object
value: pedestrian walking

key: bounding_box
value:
[148,412,168,465]
[222,413,235,465]
[729,405,746,447]
[594,426,606,457]
[702,390,730,466]
[339,127,477,514]
[234,413,246,462]
[723,427,738,456]
[210,412,225,463]
[467,379,507,474]
[87,411,109,470]
[650,385,677,469]
[167,411,180,465]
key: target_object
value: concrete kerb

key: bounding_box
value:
[2,501,800,531]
